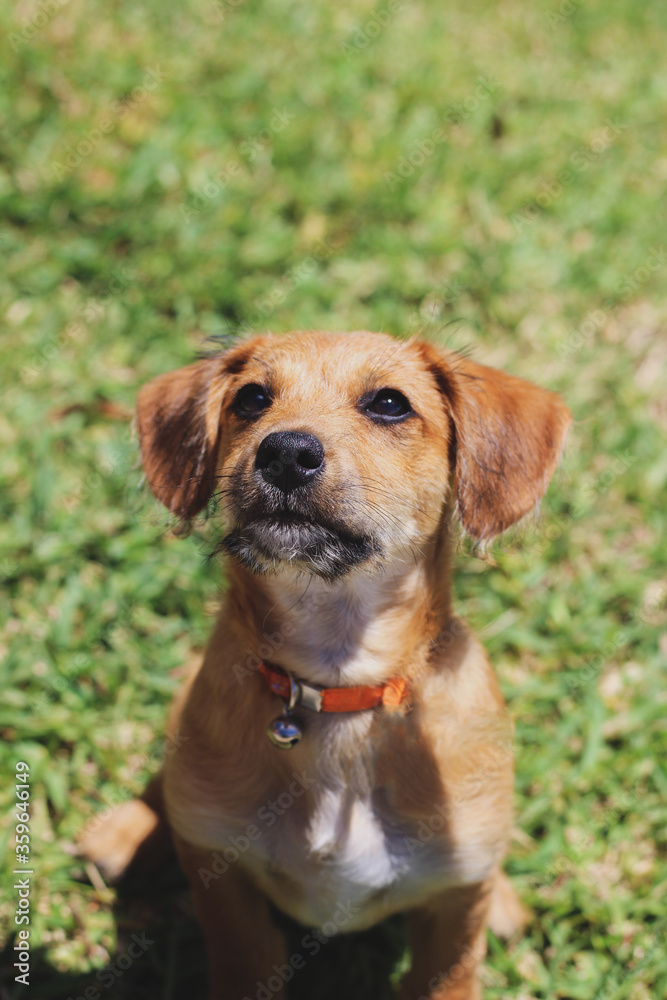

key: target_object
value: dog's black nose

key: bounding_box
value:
[255,431,325,493]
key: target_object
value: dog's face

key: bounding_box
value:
[137,331,571,580]
[215,332,453,580]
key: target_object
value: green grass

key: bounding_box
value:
[1,0,667,996]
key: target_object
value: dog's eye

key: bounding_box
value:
[365,388,412,420]
[234,383,272,417]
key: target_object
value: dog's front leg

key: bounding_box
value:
[399,881,491,1000]
[175,837,289,1000]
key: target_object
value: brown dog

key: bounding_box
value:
[81,331,571,999]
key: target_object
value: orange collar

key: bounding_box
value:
[259,662,409,714]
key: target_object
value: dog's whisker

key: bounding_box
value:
[354,475,443,524]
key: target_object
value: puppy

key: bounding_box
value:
[81,330,571,999]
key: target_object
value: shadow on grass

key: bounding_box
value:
[1,847,406,1000]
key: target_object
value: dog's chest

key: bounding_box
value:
[306,784,403,892]
[236,710,474,930]
[250,779,452,931]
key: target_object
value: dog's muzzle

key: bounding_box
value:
[221,429,381,580]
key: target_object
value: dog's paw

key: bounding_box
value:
[78,799,164,883]
[487,869,528,939]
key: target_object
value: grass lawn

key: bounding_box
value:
[1,0,666,996]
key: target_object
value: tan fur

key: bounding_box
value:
[81,331,570,999]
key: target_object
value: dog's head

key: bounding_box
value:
[136,331,571,580]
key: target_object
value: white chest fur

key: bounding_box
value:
[246,772,468,931]
[230,713,488,932]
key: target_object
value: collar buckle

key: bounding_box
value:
[296,680,323,712]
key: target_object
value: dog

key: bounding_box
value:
[81,330,571,999]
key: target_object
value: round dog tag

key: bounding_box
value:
[267,715,303,749]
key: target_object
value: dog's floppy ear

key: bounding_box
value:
[419,344,572,539]
[136,356,230,518]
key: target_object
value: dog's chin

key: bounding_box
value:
[221,516,380,582]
